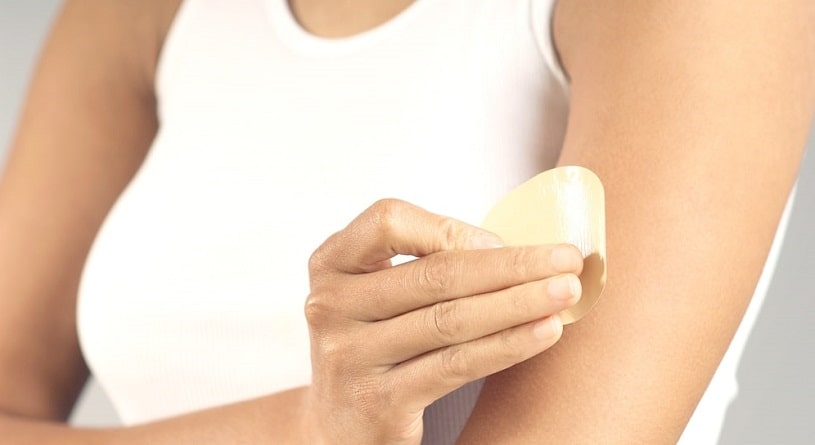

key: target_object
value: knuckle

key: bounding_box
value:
[507,247,532,278]
[307,245,328,273]
[438,217,461,250]
[439,346,471,381]
[372,198,403,213]
[369,198,404,234]
[430,301,462,343]
[509,285,534,316]
[304,291,333,326]
[419,254,456,292]
[307,231,344,276]
[315,336,349,368]
[497,328,528,364]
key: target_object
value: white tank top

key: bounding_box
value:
[77,0,794,443]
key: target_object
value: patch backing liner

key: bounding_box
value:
[482,166,606,324]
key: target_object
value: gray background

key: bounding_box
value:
[1,1,813,443]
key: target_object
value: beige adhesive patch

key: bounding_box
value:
[482,166,607,324]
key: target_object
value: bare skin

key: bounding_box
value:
[0,1,580,443]
[0,0,177,422]
[1,0,814,444]
[289,0,415,38]
[458,0,815,443]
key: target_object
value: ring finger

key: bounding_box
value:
[369,273,581,364]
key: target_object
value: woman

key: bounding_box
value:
[0,0,813,443]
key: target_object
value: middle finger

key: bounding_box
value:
[348,244,583,321]
[367,273,581,364]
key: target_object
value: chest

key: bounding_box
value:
[288,0,416,37]
[77,0,569,424]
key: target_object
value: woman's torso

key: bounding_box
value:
[76,1,787,443]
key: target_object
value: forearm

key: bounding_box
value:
[0,387,310,445]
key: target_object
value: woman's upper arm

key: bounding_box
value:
[459,0,815,443]
[0,0,179,421]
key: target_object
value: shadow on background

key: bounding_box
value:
[719,146,815,445]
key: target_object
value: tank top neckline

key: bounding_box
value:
[265,0,430,57]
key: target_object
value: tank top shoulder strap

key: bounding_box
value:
[530,0,570,94]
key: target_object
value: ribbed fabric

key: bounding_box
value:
[423,380,485,445]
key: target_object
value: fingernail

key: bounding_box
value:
[533,315,562,340]
[551,244,582,272]
[549,274,581,300]
[467,233,504,249]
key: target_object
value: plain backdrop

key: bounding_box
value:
[1,2,813,443]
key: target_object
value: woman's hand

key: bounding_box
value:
[302,199,583,445]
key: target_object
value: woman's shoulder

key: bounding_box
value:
[110,0,185,90]
[60,0,183,91]
[146,0,186,85]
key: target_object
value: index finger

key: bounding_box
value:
[310,199,503,274]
